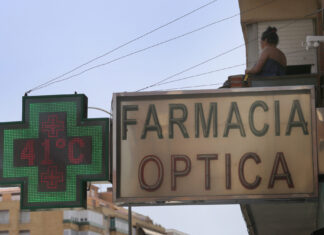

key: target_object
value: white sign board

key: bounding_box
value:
[113,86,317,205]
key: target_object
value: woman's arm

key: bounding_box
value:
[245,49,269,74]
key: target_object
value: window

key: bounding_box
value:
[0,231,9,235]
[20,211,30,224]
[63,230,102,235]
[11,193,20,201]
[110,217,128,234]
[63,230,78,235]
[79,232,101,235]
[0,210,9,224]
[63,210,80,223]
[19,231,30,235]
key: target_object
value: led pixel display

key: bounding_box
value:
[0,95,109,209]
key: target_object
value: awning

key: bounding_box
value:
[142,227,165,235]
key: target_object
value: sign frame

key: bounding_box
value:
[113,86,318,205]
[0,94,110,209]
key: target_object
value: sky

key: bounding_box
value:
[0,1,248,234]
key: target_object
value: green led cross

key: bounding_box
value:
[0,95,110,209]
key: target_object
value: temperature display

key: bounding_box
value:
[0,95,109,209]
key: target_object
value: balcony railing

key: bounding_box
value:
[247,74,318,87]
[227,73,321,106]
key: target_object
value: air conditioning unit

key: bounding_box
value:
[306,35,324,50]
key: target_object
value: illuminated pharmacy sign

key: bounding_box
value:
[113,86,317,205]
[0,95,109,209]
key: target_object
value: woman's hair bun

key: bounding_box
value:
[262,26,279,45]
[267,26,277,33]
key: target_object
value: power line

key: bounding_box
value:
[136,43,245,92]
[32,43,244,93]
[26,0,277,94]
[25,0,219,94]
[157,64,246,86]
[29,27,244,94]
[162,82,224,91]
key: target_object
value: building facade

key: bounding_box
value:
[0,186,167,235]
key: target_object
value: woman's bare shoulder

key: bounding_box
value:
[276,48,287,65]
[259,47,270,58]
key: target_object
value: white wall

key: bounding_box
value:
[63,229,101,235]
[63,210,103,227]
[258,19,317,72]
[246,19,317,73]
[115,217,128,234]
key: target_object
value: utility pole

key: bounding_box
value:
[128,205,132,235]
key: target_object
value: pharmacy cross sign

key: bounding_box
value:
[0,94,110,209]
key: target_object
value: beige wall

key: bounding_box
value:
[0,187,165,235]
[0,200,20,235]
[239,0,318,24]
[30,210,64,235]
[239,0,319,43]
[0,199,64,235]
[101,207,165,234]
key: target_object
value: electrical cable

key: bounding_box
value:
[162,82,224,91]
[30,32,244,94]
[136,43,245,92]
[155,63,245,86]
[25,0,219,94]
[26,0,277,94]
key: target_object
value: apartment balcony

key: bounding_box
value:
[227,70,323,107]
[225,71,324,235]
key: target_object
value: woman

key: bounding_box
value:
[245,26,287,76]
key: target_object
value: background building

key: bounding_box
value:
[0,186,168,235]
[165,229,189,235]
